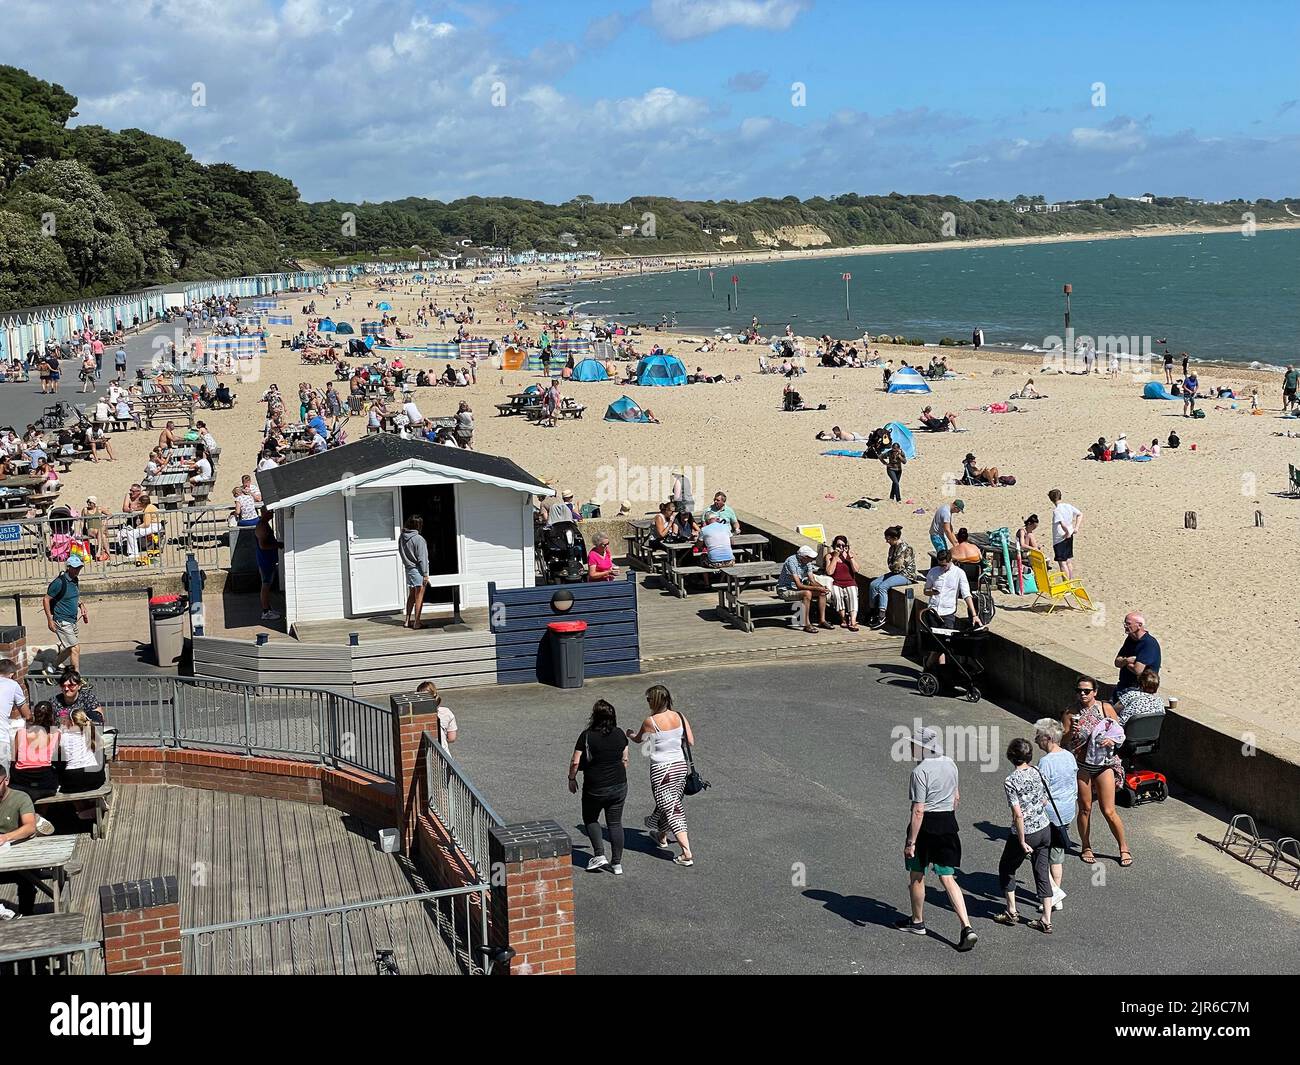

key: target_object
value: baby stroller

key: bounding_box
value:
[916,573,996,703]
[37,402,72,430]
[535,520,588,584]
[1115,712,1169,806]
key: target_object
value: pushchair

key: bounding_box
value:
[37,402,73,430]
[916,574,996,703]
[535,520,588,583]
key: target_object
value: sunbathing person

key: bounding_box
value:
[919,406,958,431]
[1016,378,1044,399]
[815,426,865,442]
[962,453,1000,486]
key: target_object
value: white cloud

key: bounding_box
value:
[647,0,809,41]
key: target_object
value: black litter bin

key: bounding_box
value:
[547,620,587,688]
[149,594,187,666]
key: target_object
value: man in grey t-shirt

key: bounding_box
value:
[899,726,976,950]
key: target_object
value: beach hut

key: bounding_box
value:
[572,358,609,382]
[317,318,337,332]
[256,436,549,626]
[335,321,355,335]
[604,396,651,423]
[887,366,930,394]
[884,421,917,459]
[1142,381,1179,400]
[636,354,687,387]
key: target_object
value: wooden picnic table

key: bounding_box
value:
[2,475,45,492]
[659,533,770,597]
[165,445,196,462]
[0,912,96,972]
[713,561,789,632]
[0,836,77,913]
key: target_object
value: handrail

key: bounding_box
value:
[424,730,504,883]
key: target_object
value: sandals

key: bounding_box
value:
[846,624,860,632]
[802,625,819,634]
[1119,850,1134,868]
[1080,849,1096,864]
[673,854,694,867]
[993,910,1020,926]
[1027,918,1053,934]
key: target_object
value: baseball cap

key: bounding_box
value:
[953,499,966,511]
[910,725,943,755]
[66,557,85,569]
[797,545,817,559]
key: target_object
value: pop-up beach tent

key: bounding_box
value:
[377,302,392,311]
[334,321,355,334]
[887,366,930,394]
[636,354,687,387]
[572,358,609,382]
[605,396,652,423]
[884,421,917,459]
[1143,381,1179,400]
[317,318,336,332]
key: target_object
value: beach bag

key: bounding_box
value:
[680,715,710,796]
[999,475,1017,486]
[1191,408,1206,419]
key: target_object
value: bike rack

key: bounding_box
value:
[1197,814,1300,890]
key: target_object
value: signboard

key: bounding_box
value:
[842,272,852,280]
[0,525,21,543]
[731,275,739,283]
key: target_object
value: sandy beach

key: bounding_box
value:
[53,240,1300,748]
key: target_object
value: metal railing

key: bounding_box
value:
[181,885,490,975]
[28,674,395,782]
[0,505,231,586]
[0,942,100,975]
[424,731,505,881]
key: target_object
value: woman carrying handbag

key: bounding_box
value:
[627,684,697,867]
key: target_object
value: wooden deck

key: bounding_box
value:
[0,785,461,975]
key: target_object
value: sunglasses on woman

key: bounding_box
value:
[1077,687,1094,695]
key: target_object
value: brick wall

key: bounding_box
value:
[489,821,575,975]
[0,624,28,685]
[100,876,182,975]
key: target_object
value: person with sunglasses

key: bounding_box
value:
[821,535,861,631]
[1061,676,1132,867]
[52,669,106,727]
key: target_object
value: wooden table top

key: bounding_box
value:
[719,560,782,579]
[0,835,76,873]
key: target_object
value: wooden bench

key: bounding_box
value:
[35,776,113,840]
[720,590,803,632]
[0,912,95,974]
[713,562,797,632]
[56,450,93,472]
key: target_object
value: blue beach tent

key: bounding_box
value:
[884,421,917,459]
[377,302,392,311]
[886,366,930,394]
[636,354,687,387]
[317,318,336,332]
[605,395,652,423]
[1142,381,1179,400]
[572,358,609,382]
[334,321,355,334]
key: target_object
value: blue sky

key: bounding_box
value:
[3,0,1297,204]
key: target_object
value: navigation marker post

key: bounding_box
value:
[842,272,852,321]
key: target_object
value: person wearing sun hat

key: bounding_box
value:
[42,556,88,675]
[898,724,977,951]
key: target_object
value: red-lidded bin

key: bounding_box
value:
[149,594,187,666]
[547,620,587,688]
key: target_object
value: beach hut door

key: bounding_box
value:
[345,488,404,615]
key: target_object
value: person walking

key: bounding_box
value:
[416,680,458,749]
[1062,676,1132,867]
[1182,371,1199,417]
[993,738,1055,933]
[569,699,629,874]
[1048,488,1081,580]
[42,558,88,676]
[881,441,906,503]
[898,725,977,951]
[399,514,430,629]
[626,684,695,866]
[1034,718,1078,913]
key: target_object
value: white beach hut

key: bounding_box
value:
[256,436,550,627]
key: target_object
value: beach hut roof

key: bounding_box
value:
[886,366,930,394]
[257,436,548,511]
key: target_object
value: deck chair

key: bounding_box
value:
[580,502,601,519]
[203,373,217,392]
[1025,549,1093,613]
[140,381,157,399]
[1290,464,1300,497]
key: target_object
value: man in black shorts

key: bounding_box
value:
[897,725,977,950]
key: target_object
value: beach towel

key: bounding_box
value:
[822,449,865,458]
[1131,455,1153,462]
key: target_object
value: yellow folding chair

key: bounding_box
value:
[1026,549,1093,613]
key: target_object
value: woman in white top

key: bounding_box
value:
[626,684,695,866]
[58,708,105,794]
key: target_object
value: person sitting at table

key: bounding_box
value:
[57,706,105,805]
[698,512,735,569]
[158,421,182,449]
[119,493,161,562]
[307,424,328,454]
[0,763,40,914]
[702,491,741,533]
[114,395,141,430]
[950,528,982,564]
[651,501,686,546]
[402,397,426,429]
[8,700,58,801]
[35,459,59,495]
[143,447,165,479]
[187,445,213,487]
[587,532,620,581]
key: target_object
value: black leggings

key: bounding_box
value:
[582,789,626,863]
[887,466,902,502]
[998,825,1054,900]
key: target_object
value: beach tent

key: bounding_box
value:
[636,354,687,387]
[572,358,609,382]
[502,346,527,371]
[604,396,652,423]
[887,366,930,394]
[884,421,917,460]
[317,318,336,332]
[1142,381,1179,400]
[335,321,355,334]
[377,302,392,311]
[363,335,376,348]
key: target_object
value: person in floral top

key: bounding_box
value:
[1061,676,1132,868]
